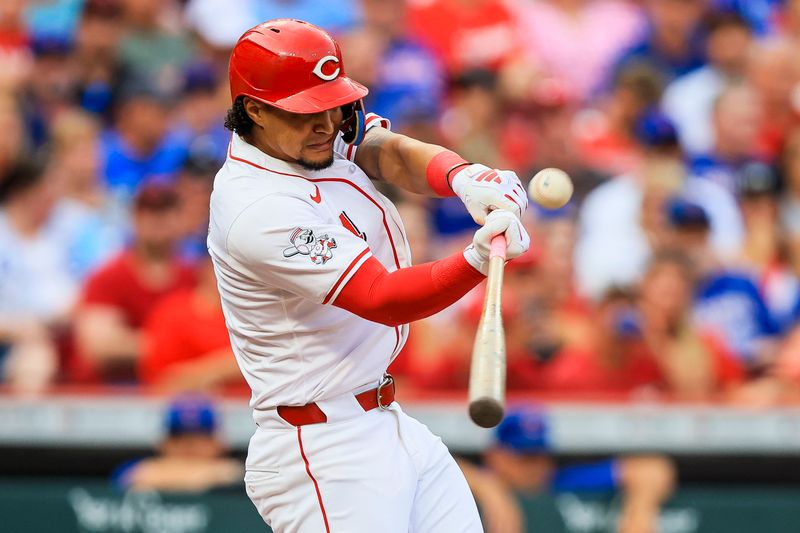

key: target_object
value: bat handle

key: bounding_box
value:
[489,234,507,260]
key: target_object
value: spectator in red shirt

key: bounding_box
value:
[0,0,32,97]
[574,63,664,177]
[139,256,245,393]
[540,288,664,396]
[73,183,196,382]
[746,38,800,162]
[405,0,522,75]
[639,250,745,399]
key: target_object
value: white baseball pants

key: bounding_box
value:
[244,402,484,532]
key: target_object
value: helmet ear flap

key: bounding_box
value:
[340,100,366,145]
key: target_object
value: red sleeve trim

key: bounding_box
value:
[364,113,390,130]
[322,248,370,305]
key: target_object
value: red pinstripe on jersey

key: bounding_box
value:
[297,427,330,532]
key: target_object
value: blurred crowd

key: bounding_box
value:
[3,0,800,406]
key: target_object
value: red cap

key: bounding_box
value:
[228,19,368,114]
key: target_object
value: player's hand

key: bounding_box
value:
[451,164,528,224]
[464,210,530,275]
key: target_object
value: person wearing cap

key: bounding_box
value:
[209,19,530,532]
[575,110,743,300]
[666,197,780,374]
[73,183,196,383]
[99,76,189,203]
[461,408,675,533]
[112,395,243,492]
[173,62,230,166]
[733,162,800,332]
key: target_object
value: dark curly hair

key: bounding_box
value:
[224,97,255,136]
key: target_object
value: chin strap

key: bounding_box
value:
[340,99,366,145]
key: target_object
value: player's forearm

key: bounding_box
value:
[355,128,462,196]
[333,252,484,327]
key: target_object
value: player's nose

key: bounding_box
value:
[313,108,341,135]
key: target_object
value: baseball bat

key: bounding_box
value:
[468,234,507,428]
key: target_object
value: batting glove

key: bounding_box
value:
[464,210,530,275]
[451,164,528,225]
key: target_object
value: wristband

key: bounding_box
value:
[425,151,469,197]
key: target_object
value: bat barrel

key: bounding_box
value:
[468,240,507,428]
[469,396,504,429]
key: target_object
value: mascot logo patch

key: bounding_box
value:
[283,227,337,265]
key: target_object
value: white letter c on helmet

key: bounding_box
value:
[312,55,340,81]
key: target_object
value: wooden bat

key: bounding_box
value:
[468,234,507,428]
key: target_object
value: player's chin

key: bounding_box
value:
[298,149,335,171]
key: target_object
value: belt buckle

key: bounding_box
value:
[376,373,394,411]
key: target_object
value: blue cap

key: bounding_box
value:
[183,62,219,94]
[635,109,678,148]
[496,408,550,453]
[165,395,217,436]
[30,34,73,57]
[667,197,710,228]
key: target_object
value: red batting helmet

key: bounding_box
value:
[228,19,368,114]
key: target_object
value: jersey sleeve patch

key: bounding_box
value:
[283,227,338,265]
[226,195,371,304]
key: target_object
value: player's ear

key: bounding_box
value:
[243,97,267,127]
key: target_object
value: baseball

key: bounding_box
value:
[528,168,574,209]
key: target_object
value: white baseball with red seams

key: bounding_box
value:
[208,116,483,532]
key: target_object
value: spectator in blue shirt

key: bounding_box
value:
[688,82,765,196]
[100,77,189,204]
[666,197,781,373]
[112,395,242,492]
[712,0,783,36]
[611,0,707,86]
[459,408,675,533]
[172,62,230,166]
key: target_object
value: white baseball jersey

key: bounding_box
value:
[208,124,411,414]
[211,122,484,533]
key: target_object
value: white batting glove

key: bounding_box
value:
[464,210,530,275]
[451,164,528,225]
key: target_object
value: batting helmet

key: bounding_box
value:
[229,19,368,114]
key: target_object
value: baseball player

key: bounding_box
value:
[208,19,529,532]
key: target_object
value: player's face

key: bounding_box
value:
[247,100,343,170]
